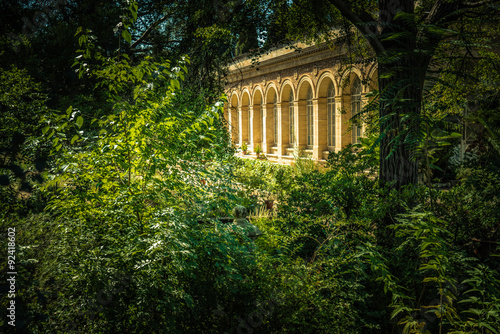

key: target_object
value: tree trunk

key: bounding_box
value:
[375,1,432,190]
[377,51,429,190]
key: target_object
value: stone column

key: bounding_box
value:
[334,96,343,152]
[240,105,248,147]
[296,100,307,149]
[361,92,369,138]
[223,104,228,126]
[262,104,268,153]
[230,107,239,145]
[313,97,328,160]
[280,101,290,156]
[249,105,255,151]
[341,94,352,147]
[264,103,274,154]
[251,105,263,151]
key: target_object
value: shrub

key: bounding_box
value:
[26,56,266,333]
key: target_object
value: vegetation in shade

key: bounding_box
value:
[1,0,499,333]
[0,66,51,217]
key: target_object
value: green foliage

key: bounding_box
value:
[250,214,380,333]
[391,208,460,333]
[2,1,500,333]
[232,158,292,199]
[22,41,265,332]
[0,65,51,216]
[277,146,378,223]
[0,213,56,332]
[360,204,500,334]
[34,215,261,333]
[239,144,499,334]
[241,141,248,153]
[254,144,263,157]
[415,101,462,184]
[455,264,500,333]
[433,168,500,256]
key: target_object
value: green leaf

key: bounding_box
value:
[122,30,132,43]
[71,135,79,145]
[170,78,180,90]
[129,2,138,21]
[76,116,84,129]
[481,323,498,334]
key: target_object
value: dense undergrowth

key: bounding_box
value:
[1,53,499,334]
[2,142,499,333]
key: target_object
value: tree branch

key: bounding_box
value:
[462,0,494,8]
[426,0,493,26]
[130,16,168,49]
[425,0,453,25]
[326,0,385,54]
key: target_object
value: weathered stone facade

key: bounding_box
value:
[224,42,378,163]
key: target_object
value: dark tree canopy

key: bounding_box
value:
[1,0,499,190]
[268,0,500,190]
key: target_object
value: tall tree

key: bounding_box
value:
[126,0,266,94]
[323,0,499,190]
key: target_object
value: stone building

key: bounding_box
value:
[223,41,378,163]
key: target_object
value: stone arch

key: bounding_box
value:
[297,76,315,149]
[240,88,251,107]
[280,80,295,102]
[350,74,363,144]
[229,91,239,144]
[265,83,279,104]
[229,91,239,107]
[251,86,264,105]
[338,67,365,95]
[361,65,379,140]
[337,69,365,147]
[280,81,295,152]
[297,75,315,99]
[316,72,337,154]
[367,65,379,92]
[316,72,337,98]
[265,85,279,150]
[251,88,264,149]
[240,90,251,147]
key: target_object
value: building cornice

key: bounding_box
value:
[226,42,346,85]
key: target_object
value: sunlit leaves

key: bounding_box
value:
[122,29,132,43]
[75,116,84,129]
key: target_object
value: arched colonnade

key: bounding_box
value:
[225,65,378,162]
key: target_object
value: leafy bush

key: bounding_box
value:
[434,168,500,257]
[359,206,500,334]
[249,214,382,333]
[232,157,292,201]
[19,55,267,333]
[278,146,378,223]
[0,66,51,216]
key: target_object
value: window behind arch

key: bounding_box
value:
[327,82,335,147]
[307,87,314,147]
[289,91,295,146]
[351,77,362,144]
